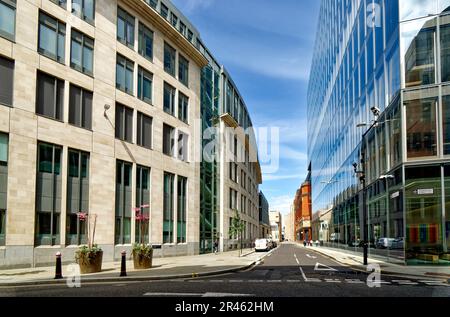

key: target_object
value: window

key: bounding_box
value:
[138,23,153,61]
[229,189,237,210]
[443,94,450,154]
[160,3,168,19]
[0,56,13,106]
[405,97,437,158]
[70,29,94,76]
[177,176,187,243]
[35,142,62,246]
[229,162,237,182]
[0,133,8,246]
[441,22,450,83]
[50,0,66,9]
[72,0,95,24]
[170,12,178,28]
[38,12,66,63]
[69,84,92,130]
[187,30,193,42]
[178,92,188,123]
[178,132,188,162]
[138,66,152,104]
[117,7,134,48]
[163,124,175,156]
[66,149,89,245]
[164,43,176,76]
[146,0,157,9]
[115,160,132,245]
[163,172,174,243]
[163,82,175,115]
[137,112,152,149]
[36,71,64,121]
[402,18,436,88]
[135,165,150,244]
[178,54,189,87]
[115,103,133,143]
[0,0,16,41]
[179,21,186,36]
[116,54,134,94]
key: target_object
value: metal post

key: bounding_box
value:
[54,252,63,280]
[120,250,127,277]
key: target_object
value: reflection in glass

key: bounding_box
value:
[405,97,437,158]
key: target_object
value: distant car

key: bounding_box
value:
[390,237,404,250]
[376,238,395,249]
[255,239,272,252]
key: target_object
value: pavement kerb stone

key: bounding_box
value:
[0,256,267,288]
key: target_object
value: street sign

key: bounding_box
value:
[413,189,434,195]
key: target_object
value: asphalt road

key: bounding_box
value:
[0,243,448,297]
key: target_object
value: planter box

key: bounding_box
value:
[133,249,153,270]
[78,251,103,274]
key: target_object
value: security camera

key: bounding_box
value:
[371,106,381,117]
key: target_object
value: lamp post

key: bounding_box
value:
[354,106,381,266]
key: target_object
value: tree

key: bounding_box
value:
[229,210,245,256]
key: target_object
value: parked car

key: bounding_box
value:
[255,239,272,252]
[390,237,404,250]
[376,238,395,249]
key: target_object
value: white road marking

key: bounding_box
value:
[248,280,264,283]
[269,280,282,283]
[314,263,338,272]
[209,280,223,283]
[345,279,365,284]
[229,280,243,283]
[286,280,301,283]
[306,254,317,259]
[295,258,300,265]
[420,281,449,287]
[324,279,341,283]
[144,292,203,297]
[202,292,254,297]
[392,280,419,285]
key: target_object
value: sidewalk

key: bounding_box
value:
[294,243,450,281]
[0,248,266,287]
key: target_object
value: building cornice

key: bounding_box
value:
[122,0,209,67]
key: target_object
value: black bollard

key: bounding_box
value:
[54,252,63,280]
[120,250,127,277]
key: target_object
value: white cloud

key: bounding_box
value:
[269,195,294,216]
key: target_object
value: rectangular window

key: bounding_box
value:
[0,133,8,246]
[178,54,189,87]
[138,22,153,61]
[36,71,64,121]
[441,21,450,83]
[164,43,176,76]
[0,0,16,41]
[178,132,188,162]
[70,29,94,76]
[51,0,67,9]
[170,12,178,28]
[135,165,150,244]
[160,3,168,19]
[137,112,152,149]
[115,160,132,245]
[177,176,187,243]
[138,66,152,104]
[115,103,133,143]
[38,12,66,63]
[163,82,175,115]
[116,54,134,94]
[0,56,14,106]
[163,123,175,156]
[443,94,450,155]
[179,21,186,36]
[229,189,237,210]
[72,0,95,24]
[69,84,92,130]
[35,142,62,246]
[187,30,193,42]
[178,92,188,123]
[147,0,157,9]
[405,97,437,158]
[117,7,134,48]
[66,149,89,246]
[163,172,174,243]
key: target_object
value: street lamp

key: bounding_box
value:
[354,106,382,266]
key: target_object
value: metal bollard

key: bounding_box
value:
[120,250,127,277]
[54,252,63,280]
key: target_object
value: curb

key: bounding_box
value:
[0,256,267,288]
[305,245,449,281]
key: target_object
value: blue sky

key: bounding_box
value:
[172,0,321,216]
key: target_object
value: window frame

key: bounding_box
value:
[0,0,16,42]
[178,92,189,124]
[178,54,189,87]
[115,103,134,143]
[70,28,94,76]
[137,111,153,150]
[137,66,153,104]
[117,6,135,48]
[138,22,153,61]
[163,82,176,116]
[72,0,95,24]
[38,11,66,64]
[36,70,64,122]
[164,42,176,76]
[116,54,135,95]
[68,84,93,130]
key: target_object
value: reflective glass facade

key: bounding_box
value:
[308,0,450,265]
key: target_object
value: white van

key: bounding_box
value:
[255,239,271,252]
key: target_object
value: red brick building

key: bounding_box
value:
[294,173,312,242]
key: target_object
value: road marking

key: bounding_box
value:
[314,263,338,272]
[306,254,317,259]
[286,280,301,283]
[209,280,223,283]
[269,280,282,283]
[324,279,341,283]
[229,280,243,283]
[420,281,449,287]
[392,280,419,285]
[305,278,322,282]
[295,258,300,265]
[345,279,365,284]
[144,292,203,297]
[248,280,264,283]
